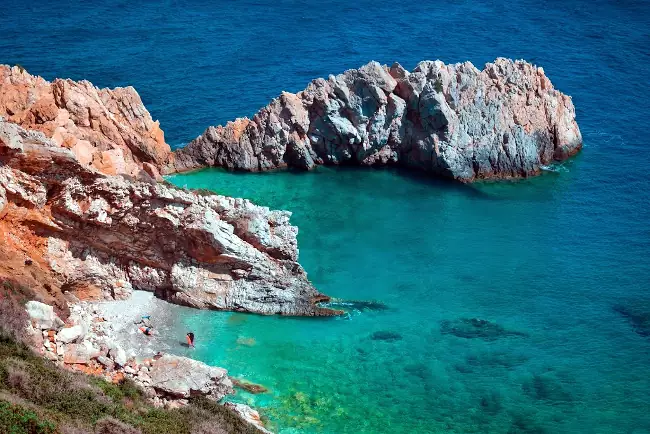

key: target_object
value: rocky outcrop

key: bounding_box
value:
[0,65,171,181]
[171,58,581,181]
[149,354,234,400]
[0,117,336,316]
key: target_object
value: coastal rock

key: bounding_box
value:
[172,58,581,182]
[56,324,85,344]
[108,345,128,367]
[25,301,64,330]
[62,343,93,364]
[0,118,337,316]
[0,65,172,180]
[148,354,234,400]
[225,402,272,434]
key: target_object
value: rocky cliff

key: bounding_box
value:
[0,118,335,316]
[0,65,172,181]
[171,58,582,181]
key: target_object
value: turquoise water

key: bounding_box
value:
[3,0,650,432]
[166,162,650,433]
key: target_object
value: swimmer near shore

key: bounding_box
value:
[186,332,195,348]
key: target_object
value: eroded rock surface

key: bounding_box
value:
[171,58,581,182]
[149,354,233,400]
[0,65,171,180]
[0,117,335,316]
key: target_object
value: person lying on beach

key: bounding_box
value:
[139,326,155,336]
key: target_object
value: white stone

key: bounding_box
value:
[25,301,64,330]
[56,325,85,344]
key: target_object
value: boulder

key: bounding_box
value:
[62,343,92,364]
[108,345,127,367]
[96,355,114,370]
[225,402,271,434]
[25,301,64,331]
[148,354,234,400]
[56,325,85,344]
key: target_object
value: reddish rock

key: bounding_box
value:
[0,65,172,180]
[0,118,338,316]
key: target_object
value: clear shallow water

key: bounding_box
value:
[165,165,650,433]
[3,0,650,432]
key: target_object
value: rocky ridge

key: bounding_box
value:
[0,117,335,316]
[0,65,171,181]
[171,58,581,181]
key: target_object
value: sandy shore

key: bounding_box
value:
[76,290,184,360]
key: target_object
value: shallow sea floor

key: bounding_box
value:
[166,165,650,434]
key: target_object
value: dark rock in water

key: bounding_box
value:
[440,318,528,341]
[466,351,530,369]
[231,378,269,394]
[508,413,548,434]
[479,390,503,415]
[325,299,390,312]
[613,302,650,338]
[370,331,403,342]
[522,372,573,403]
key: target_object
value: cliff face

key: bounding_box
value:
[0,65,172,181]
[0,118,335,316]
[171,58,582,181]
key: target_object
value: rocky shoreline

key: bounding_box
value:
[171,58,582,182]
[24,297,271,433]
[0,58,582,433]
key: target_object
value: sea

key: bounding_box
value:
[2,0,650,432]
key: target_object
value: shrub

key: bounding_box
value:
[0,400,57,434]
[94,416,141,434]
[0,290,29,342]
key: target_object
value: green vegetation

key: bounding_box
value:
[0,400,56,434]
[0,282,262,434]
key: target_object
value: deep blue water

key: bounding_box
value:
[3,1,650,433]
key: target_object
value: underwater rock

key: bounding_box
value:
[440,318,528,340]
[232,377,269,394]
[236,336,257,347]
[466,351,530,369]
[171,58,582,182]
[522,372,573,403]
[325,299,390,312]
[370,330,403,341]
[613,302,650,338]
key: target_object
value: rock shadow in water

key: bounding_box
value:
[456,351,530,373]
[440,318,528,341]
[613,302,650,338]
[370,331,403,342]
[522,372,573,404]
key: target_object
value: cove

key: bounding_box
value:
[165,165,650,433]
